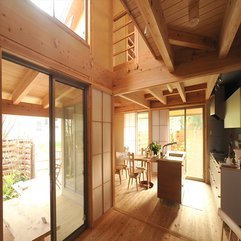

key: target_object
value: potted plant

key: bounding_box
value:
[149,141,161,156]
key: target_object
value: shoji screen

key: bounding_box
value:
[92,89,112,222]
[151,110,169,172]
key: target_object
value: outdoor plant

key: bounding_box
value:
[3,171,28,201]
[149,141,162,155]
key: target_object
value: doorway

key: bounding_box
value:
[1,55,88,240]
[169,107,204,180]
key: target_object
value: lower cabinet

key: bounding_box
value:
[157,160,182,204]
[221,167,241,226]
[209,154,221,209]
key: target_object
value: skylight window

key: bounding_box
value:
[30,0,87,41]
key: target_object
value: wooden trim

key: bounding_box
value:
[219,0,241,58]
[0,48,3,241]
[88,85,93,227]
[135,0,174,72]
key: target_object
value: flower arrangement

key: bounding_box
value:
[149,141,162,155]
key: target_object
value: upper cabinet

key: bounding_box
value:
[224,88,241,128]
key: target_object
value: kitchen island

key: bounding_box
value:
[157,151,186,204]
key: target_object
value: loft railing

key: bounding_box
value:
[113,10,136,67]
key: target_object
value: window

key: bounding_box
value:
[30,0,88,41]
[124,112,149,154]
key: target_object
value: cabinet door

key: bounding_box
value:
[224,89,241,128]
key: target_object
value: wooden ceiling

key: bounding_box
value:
[114,0,241,112]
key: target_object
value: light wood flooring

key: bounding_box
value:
[77,173,222,241]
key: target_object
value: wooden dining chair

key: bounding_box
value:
[115,152,129,184]
[127,152,142,191]
[136,148,147,181]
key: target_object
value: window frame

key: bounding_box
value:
[28,0,90,46]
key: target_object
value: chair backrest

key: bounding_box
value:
[116,151,128,166]
[128,152,135,174]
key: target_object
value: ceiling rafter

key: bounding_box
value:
[175,82,186,102]
[168,29,216,51]
[41,87,75,109]
[135,0,174,72]
[12,69,39,104]
[119,92,150,109]
[219,0,241,58]
[148,87,166,104]
[206,74,219,100]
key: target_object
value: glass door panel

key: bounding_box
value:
[186,108,203,179]
[169,109,185,151]
[2,59,50,240]
[55,81,85,240]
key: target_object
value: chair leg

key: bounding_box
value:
[119,172,121,184]
[136,177,138,191]
[128,177,131,189]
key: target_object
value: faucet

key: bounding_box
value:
[161,142,177,157]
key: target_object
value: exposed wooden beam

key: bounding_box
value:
[64,0,84,31]
[145,83,207,100]
[189,0,200,26]
[148,87,166,104]
[42,94,49,109]
[206,74,219,100]
[119,92,150,109]
[168,30,216,51]
[135,0,174,72]
[175,82,186,102]
[166,84,173,93]
[12,70,39,104]
[2,99,48,117]
[219,0,241,58]
[151,91,205,108]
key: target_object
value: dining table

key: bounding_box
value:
[134,154,157,189]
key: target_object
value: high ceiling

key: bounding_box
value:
[113,0,241,111]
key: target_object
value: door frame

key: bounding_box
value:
[169,105,205,181]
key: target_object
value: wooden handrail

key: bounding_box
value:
[113,10,127,22]
[113,32,134,45]
[113,20,132,33]
[113,46,135,57]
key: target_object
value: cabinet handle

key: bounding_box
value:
[218,195,221,198]
[218,171,221,173]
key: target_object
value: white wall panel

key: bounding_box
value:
[103,152,111,182]
[92,122,102,155]
[104,181,111,212]
[93,186,103,221]
[92,154,102,188]
[92,89,102,122]
[103,123,111,153]
[103,93,112,122]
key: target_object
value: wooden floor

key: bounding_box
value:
[77,173,222,241]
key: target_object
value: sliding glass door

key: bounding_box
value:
[54,80,86,240]
[169,107,204,180]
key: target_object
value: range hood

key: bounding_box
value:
[210,85,224,120]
